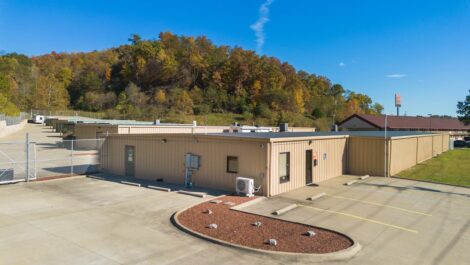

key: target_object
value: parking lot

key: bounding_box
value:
[0,175,469,265]
[241,175,470,264]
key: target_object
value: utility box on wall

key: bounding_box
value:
[185,153,200,169]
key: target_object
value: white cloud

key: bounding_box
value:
[339,62,346,67]
[250,0,274,52]
[386,74,407,78]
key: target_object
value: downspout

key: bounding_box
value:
[266,142,272,197]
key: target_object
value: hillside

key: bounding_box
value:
[0,32,383,130]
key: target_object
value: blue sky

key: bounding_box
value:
[1,0,469,116]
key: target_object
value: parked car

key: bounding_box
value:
[454,140,467,148]
[464,136,470,146]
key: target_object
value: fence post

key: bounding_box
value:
[25,133,30,182]
[70,139,74,176]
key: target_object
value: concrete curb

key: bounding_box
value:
[307,192,326,201]
[177,190,207,198]
[272,204,298,216]
[148,185,171,192]
[392,176,470,189]
[121,181,141,187]
[345,180,358,186]
[231,197,267,211]
[87,175,105,180]
[171,197,362,262]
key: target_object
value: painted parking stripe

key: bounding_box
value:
[298,204,419,234]
[325,194,432,216]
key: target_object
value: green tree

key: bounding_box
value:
[457,90,470,125]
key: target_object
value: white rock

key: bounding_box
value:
[207,223,218,229]
[268,239,277,246]
[210,200,222,204]
[252,221,262,227]
[204,209,212,214]
[306,230,316,237]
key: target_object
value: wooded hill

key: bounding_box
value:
[0,32,383,130]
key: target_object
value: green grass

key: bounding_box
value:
[397,148,470,187]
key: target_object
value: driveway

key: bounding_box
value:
[0,175,469,265]
[0,176,303,265]
[240,175,470,265]
[0,123,98,181]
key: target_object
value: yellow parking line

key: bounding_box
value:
[298,204,419,234]
[325,194,432,216]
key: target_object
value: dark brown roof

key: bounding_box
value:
[340,114,470,131]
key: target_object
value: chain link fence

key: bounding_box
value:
[0,136,104,184]
[0,112,29,126]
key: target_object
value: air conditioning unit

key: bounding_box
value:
[236,177,254,197]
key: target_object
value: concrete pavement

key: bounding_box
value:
[240,175,470,265]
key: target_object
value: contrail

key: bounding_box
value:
[250,0,274,52]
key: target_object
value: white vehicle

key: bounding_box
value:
[33,115,45,124]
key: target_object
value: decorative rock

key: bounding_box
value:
[267,239,278,246]
[204,209,212,214]
[207,223,218,229]
[252,221,262,227]
[223,201,236,206]
[305,230,316,237]
[210,200,223,204]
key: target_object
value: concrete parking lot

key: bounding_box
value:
[241,176,470,265]
[0,175,469,265]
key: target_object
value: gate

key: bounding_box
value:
[0,139,36,184]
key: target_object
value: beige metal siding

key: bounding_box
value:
[442,134,450,152]
[389,137,418,175]
[101,134,269,195]
[416,136,433,163]
[269,137,347,196]
[347,137,385,176]
[117,125,230,134]
[432,135,443,156]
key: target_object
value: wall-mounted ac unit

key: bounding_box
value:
[236,177,254,196]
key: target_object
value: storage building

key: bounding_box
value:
[100,131,450,196]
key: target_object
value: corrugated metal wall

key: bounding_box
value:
[416,136,433,163]
[268,137,347,196]
[347,137,385,176]
[117,126,230,134]
[432,135,443,156]
[390,137,417,175]
[389,134,449,175]
[442,134,450,152]
[101,135,269,195]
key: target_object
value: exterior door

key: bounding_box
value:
[125,145,135,177]
[306,149,313,184]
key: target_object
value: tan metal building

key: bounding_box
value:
[100,131,450,196]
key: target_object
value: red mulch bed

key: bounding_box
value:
[177,195,353,254]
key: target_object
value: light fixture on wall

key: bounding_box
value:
[161,139,167,143]
[309,140,313,145]
[259,144,264,148]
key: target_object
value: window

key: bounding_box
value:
[279,152,290,183]
[227,156,238,173]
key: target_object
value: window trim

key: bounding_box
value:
[226,156,239,173]
[279,152,290,183]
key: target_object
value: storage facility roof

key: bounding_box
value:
[206,131,437,139]
[339,114,470,131]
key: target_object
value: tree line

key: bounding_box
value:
[0,32,384,130]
